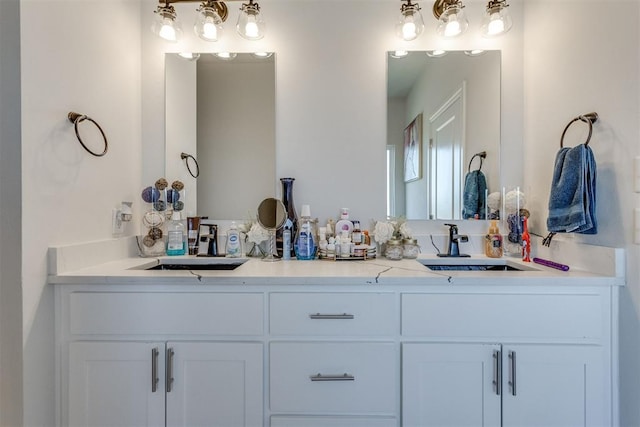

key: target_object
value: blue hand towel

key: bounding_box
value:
[462,170,487,219]
[546,144,597,234]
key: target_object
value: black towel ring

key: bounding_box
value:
[181,152,200,178]
[560,112,598,148]
[467,151,487,173]
[67,112,108,157]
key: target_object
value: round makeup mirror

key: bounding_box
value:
[257,197,286,262]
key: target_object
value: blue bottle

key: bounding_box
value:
[294,205,317,260]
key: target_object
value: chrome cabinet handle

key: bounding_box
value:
[166,347,175,393]
[493,349,501,396]
[151,347,159,393]
[508,350,517,396]
[309,313,354,320]
[309,373,355,381]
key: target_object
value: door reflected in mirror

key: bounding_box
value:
[387,50,501,220]
[165,53,276,219]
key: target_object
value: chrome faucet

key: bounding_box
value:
[438,223,470,257]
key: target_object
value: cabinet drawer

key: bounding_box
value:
[270,342,397,414]
[69,292,263,335]
[402,293,604,340]
[270,293,396,336]
[271,415,397,427]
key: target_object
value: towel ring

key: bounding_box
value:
[560,112,598,148]
[181,152,200,178]
[468,151,487,173]
[67,112,108,157]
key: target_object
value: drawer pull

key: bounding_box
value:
[310,373,355,382]
[309,313,355,320]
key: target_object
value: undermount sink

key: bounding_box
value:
[419,258,537,272]
[137,258,248,271]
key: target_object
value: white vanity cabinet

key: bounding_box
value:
[401,290,612,427]
[58,290,265,427]
[55,281,616,427]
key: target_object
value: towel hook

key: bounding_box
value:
[468,151,487,173]
[67,112,108,157]
[560,112,598,148]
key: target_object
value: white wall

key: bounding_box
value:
[522,1,640,425]
[0,0,23,425]
[20,1,142,424]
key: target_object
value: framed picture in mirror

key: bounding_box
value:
[404,113,422,182]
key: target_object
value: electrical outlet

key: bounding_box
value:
[112,208,124,235]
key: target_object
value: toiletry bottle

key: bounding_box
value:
[294,205,317,260]
[352,221,362,245]
[335,208,353,237]
[167,212,186,256]
[226,222,241,258]
[522,216,531,262]
[485,220,503,258]
[363,230,371,246]
[283,226,292,260]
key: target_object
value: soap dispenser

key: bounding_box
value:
[485,220,503,258]
[166,212,186,256]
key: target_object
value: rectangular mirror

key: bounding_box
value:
[387,50,501,220]
[165,52,276,219]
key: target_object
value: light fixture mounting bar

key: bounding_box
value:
[160,0,229,22]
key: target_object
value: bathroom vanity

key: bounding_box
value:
[50,241,622,427]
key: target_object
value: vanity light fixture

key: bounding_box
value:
[480,0,512,37]
[433,0,468,38]
[194,0,226,41]
[252,52,273,59]
[390,50,410,59]
[152,0,266,42]
[237,0,265,40]
[396,0,425,41]
[178,52,201,60]
[425,49,447,57]
[152,1,183,42]
[214,52,238,60]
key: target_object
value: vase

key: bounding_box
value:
[276,178,297,258]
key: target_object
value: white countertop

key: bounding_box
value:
[48,253,622,287]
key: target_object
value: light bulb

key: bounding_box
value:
[436,4,468,38]
[194,4,224,42]
[159,19,177,41]
[244,18,259,38]
[487,13,504,35]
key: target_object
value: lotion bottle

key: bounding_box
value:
[522,216,531,262]
[485,220,503,258]
[226,222,241,258]
[294,205,317,260]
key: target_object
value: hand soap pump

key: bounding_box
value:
[166,212,186,256]
[485,220,503,258]
[294,204,317,260]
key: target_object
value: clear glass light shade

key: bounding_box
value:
[436,6,469,38]
[396,8,424,41]
[480,7,513,37]
[237,6,265,40]
[194,6,224,41]
[152,7,183,42]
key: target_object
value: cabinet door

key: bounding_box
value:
[501,344,608,427]
[166,342,263,427]
[68,341,165,427]
[402,343,501,427]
